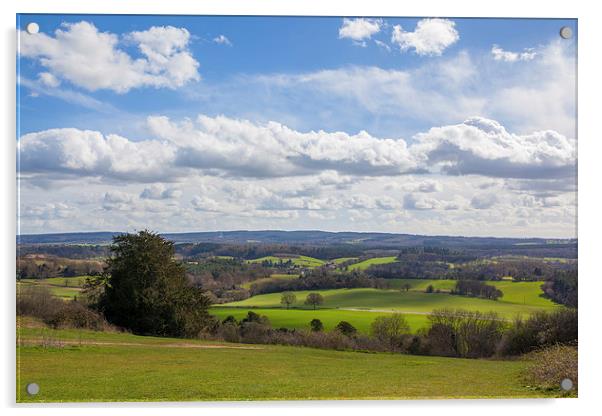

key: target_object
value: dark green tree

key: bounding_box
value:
[335,321,357,336]
[310,318,324,332]
[95,231,214,337]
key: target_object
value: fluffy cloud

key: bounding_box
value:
[338,18,382,43]
[491,45,537,62]
[18,114,575,184]
[213,35,232,46]
[18,127,177,181]
[19,21,200,93]
[391,19,459,56]
[146,114,419,178]
[413,117,576,179]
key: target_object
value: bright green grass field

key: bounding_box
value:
[224,286,559,319]
[17,323,556,401]
[247,255,325,268]
[388,279,552,306]
[347,256,398,271]
[332,257,359,264]
[211,307,430,333]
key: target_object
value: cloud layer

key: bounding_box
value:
[19,21,200,93]
[18,114,575,183]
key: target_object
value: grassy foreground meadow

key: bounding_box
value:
[17,319,555,402]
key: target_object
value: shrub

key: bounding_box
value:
[497,308,577,356]
[45,301,107,330]
[524,344,577,394]
[219,322,240,343]
[334,321,357,337]
[310,318,324,332]
[17,285,63,319]
[425,285,434,293]
[427,308,505,358]
[239,321,271,344]
[370,314,410,351]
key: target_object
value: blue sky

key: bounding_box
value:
[16,15,577,237]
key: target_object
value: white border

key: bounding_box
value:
[2,1,600,415]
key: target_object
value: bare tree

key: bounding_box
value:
[370,313,410,350]
[304,292,324,310]
[280,292,297,309]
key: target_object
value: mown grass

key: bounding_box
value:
[247,255,325,268]
[211,306,430,333]
[16,321,556,402]
[347,256,398,271]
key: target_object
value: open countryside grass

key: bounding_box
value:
[332,257,358,264]
[388,279,551,306]
[247,255,325,268]
[211,307,430,333]
[16,322,554,402]
[17,280,83,300]
[22,276,89,287]
[241,273,299,289]
[347,256,398,271]
[224,286,560,319]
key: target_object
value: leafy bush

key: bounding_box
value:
[334,321,357,337]
[310,318,324,332]
[497,308,578,356]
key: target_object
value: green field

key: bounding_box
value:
[388,279,551,306]
[224,286,557,317]
[218,282,559,333]
[18,276,89,299]
[347,256,398,271]
[17,320,556,401]
[247,255,325,268]
[241,274,299,289]
[332,257,359,264]
[211,306,430,333]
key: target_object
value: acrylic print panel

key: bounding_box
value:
[16,14,577,402]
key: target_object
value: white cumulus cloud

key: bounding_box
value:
[19,21,200,93]
[338,18,382,42]
[391,18,459,56]
[413,116,576,179]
